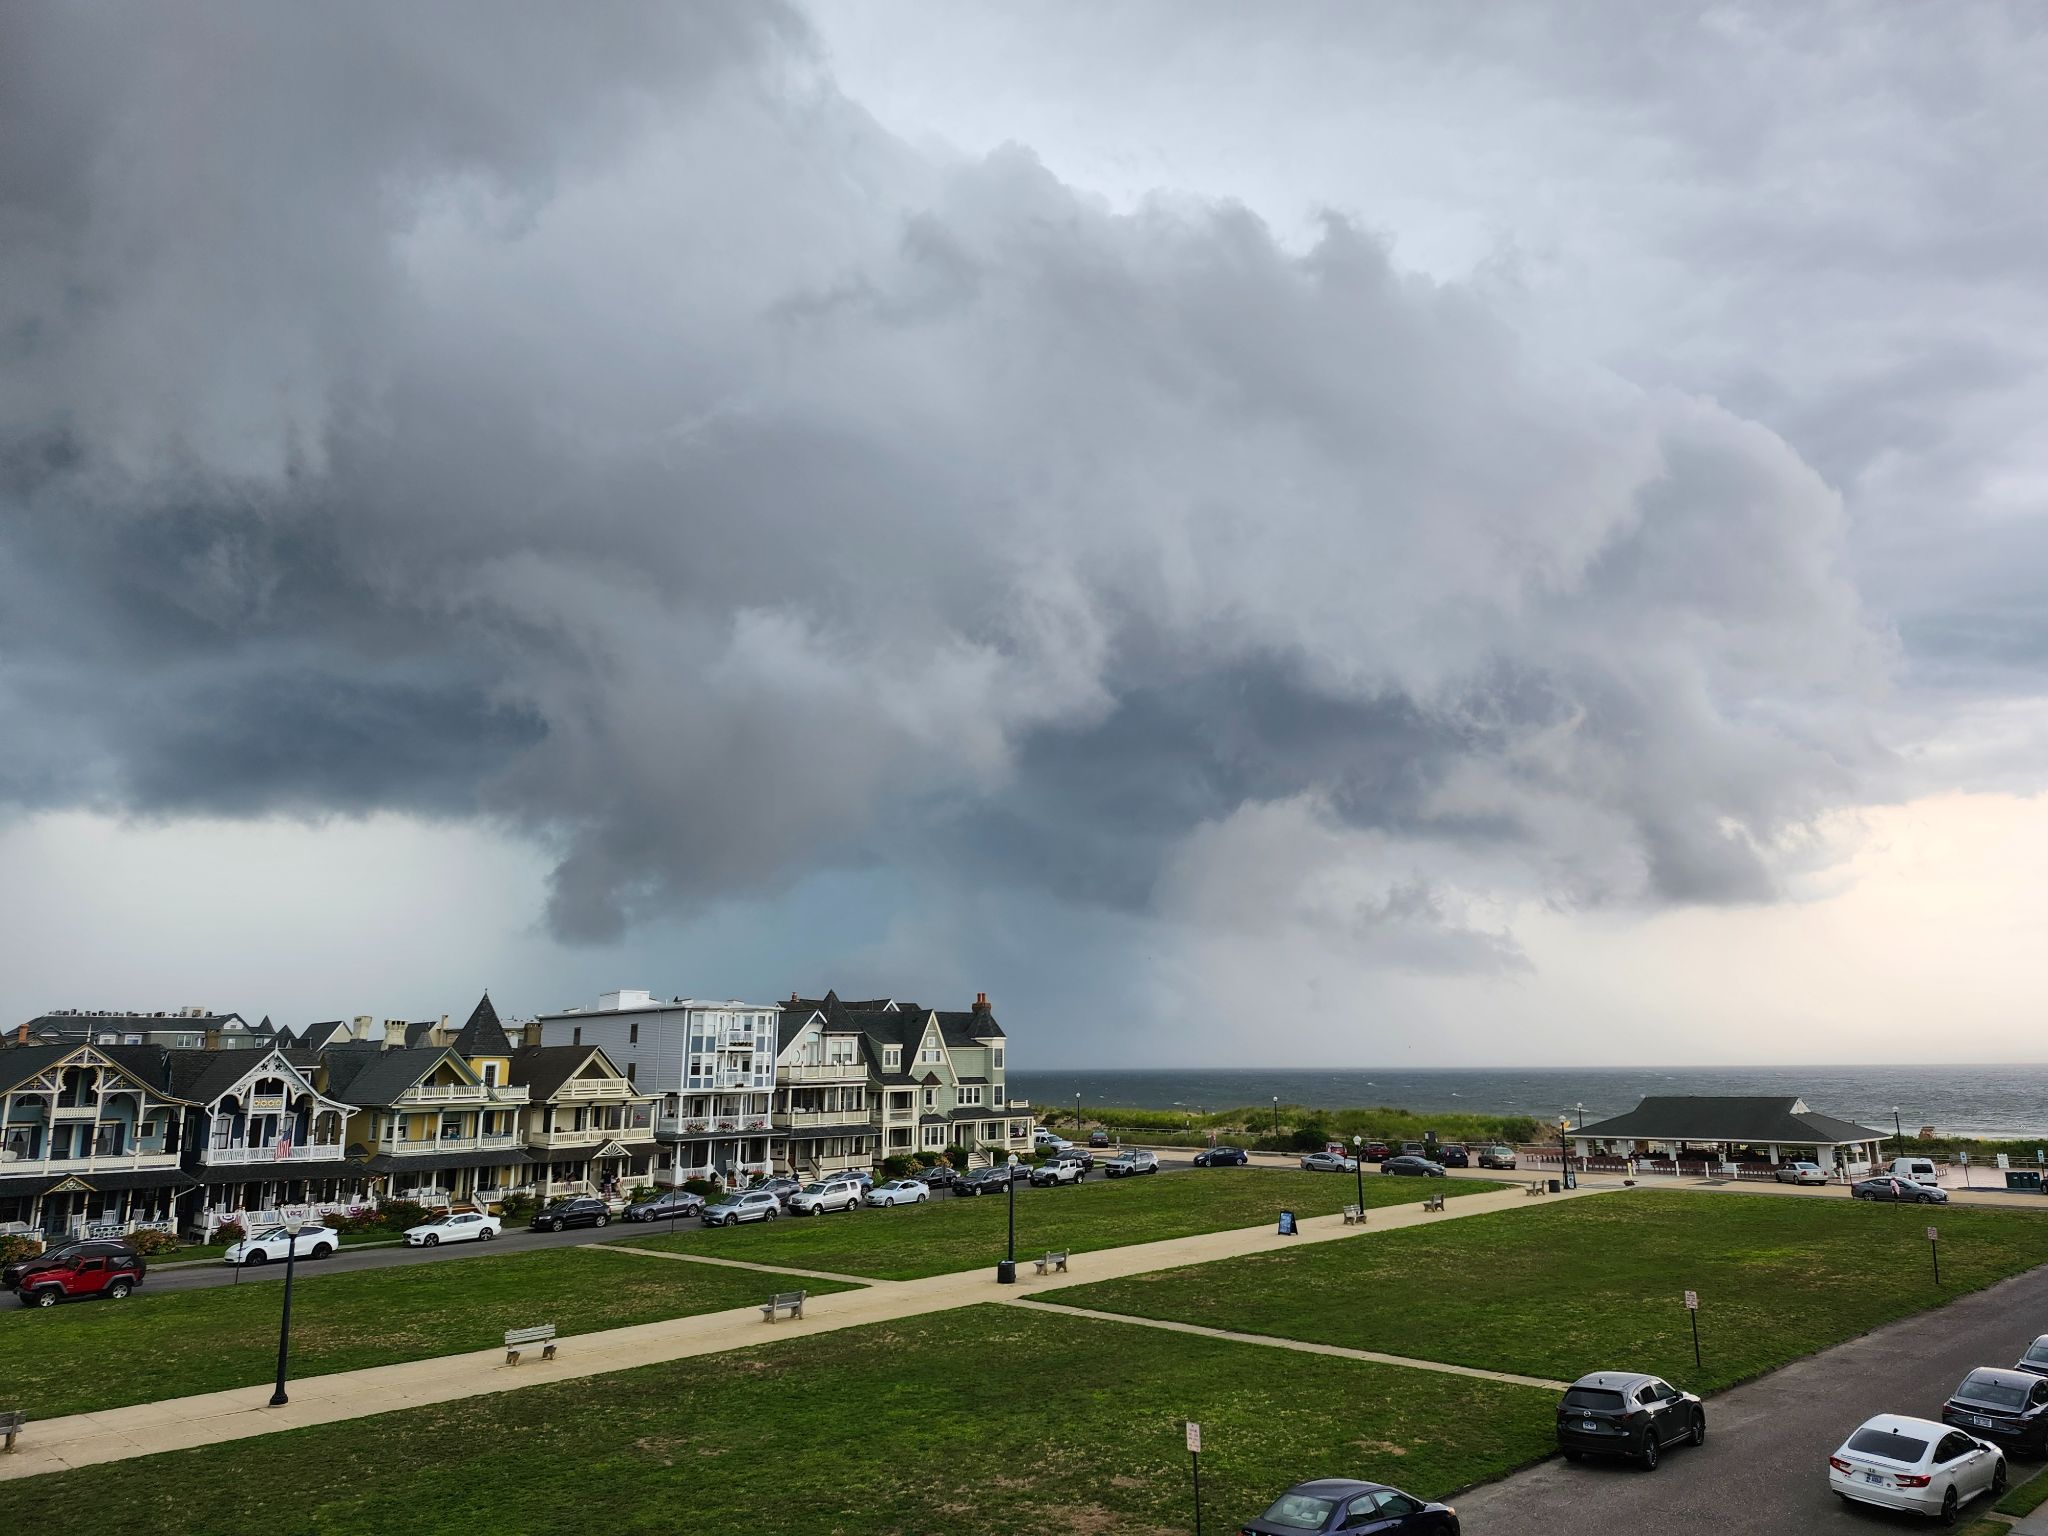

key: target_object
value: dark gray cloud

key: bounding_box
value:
[1,1,1961,979]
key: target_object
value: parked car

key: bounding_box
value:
[1852,1175,1948,1204]
[624,1190,705,1222]
[1193,1145,1249,1167]
[913,1163,959,1191]
[1088,1128,1111,1148]
[529,1197,611,1233]
[223,1225,339,1265]
[1030,1158,1085,1187]
[746,1176,803,1208]
[11,1241,146,1307]
[1775,1161,1829,1185]
[1829,1415,2003,1523]
[1400,1142,1427,1157]
[788,1179,863,1216]
[1238,1478,1460,1535]
[2015,1335,2048,1377]
[830,1168,876,1193]
[406,1210,502,1246]
[867,1178,930,1207]
[954,1166,1013,1197]
[1889,1157,1942,1183]
[1477,1145,1517,1170]
[1050,1147,1095,1171]
[1556,1371,1704,1469]
[1103,1150,1160,1178]
[1033,1129,1071,1151]
[1300,1151,1359,1173]
[702,1191,782,1226]
[1942,1368,2048,1456]
[1382,1155,1447,1178]
[1362,1141,1393,1162]
[1436,1143,1471,1169]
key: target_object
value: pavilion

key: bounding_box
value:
[1569,1096,1891,1175]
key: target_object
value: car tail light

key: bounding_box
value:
[1896,1474,1931,1488]
[1829,1457,1852,1473]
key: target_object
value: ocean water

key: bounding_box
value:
[1009,1065,2048,1142]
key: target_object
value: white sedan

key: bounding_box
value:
[867,1179,930,1207]
[402,1211,501,1247]
[1829,1414,2004,1523]
[222,1225,339,1266]
[1774,1161,1829,1185]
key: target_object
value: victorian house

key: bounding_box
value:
[511,1043,659,1199]
[0,1043,195,1238]
[170,1043,356,1221]
[772,1003,875,1178]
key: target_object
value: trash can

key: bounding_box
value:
[2005,1170,2043,1194]
[996,1259,1016,1285]
[1547,1178,1562,1194]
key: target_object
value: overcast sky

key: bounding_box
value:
[3,3,2045,1066]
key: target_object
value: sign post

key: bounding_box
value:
[1277,1209,1297,1237]
[1684,1290,1701,1370]
[1187,1421,1203,1536]
[1927,1225,1940,1285]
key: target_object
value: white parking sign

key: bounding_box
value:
[1683,1290,1698,1312]
[1927,1226,1939,1242]
[1186,1422,1202,1454]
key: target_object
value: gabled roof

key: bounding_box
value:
[1573,1096,1889,1146]
[0,1042,193,1101]
[403,1020,438,1048]
[0,1045,71,1094]
[164,1046,327,1107]
[934,1008,1003,1045]
[452,993,513,1058]
[298,1020,354,1051]
[510,1044,626,1101]
[325,1046,472,1108]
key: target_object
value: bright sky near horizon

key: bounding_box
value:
[3,4,2045,1065]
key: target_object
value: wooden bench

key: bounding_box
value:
[503,1324,557,1365]
[1,1408,24,1453]
[1422,1192,1446,1213]
[760,1290,807,1323]
[1341,1204,1367,1225]
[1526,1180,1546,1196]
[1033,1250,1069,1276]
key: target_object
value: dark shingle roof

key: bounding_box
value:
[1573,1096,1889,1146]
[165,1048,270,1104]
[510,1044,619,1101]
[451,994,513,1058]
[299,1020,354,1051]
[0,1045,70,1093]
[934,1008,1003,1045]
[326,1046,461,1108]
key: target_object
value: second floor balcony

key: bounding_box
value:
[373,1129,520,1155]
[777,1108,873,1132]
[781,1061,867,1084]
[397,1083,530,1107]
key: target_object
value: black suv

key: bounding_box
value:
[955,1166,1015,1197]
[1944,1368,2048,1456]
[1435,1143,1470,1168]
[531,1197,611,1232]
[1556,1372,1704,1469]
[915,1163,959,1190]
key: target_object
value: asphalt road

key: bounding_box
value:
[145,1156,1221,1294]
[1454,1260,2048,1535]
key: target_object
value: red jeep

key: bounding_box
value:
[8,1239,147,1308]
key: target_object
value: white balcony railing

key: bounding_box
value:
[527,1125,633,1149]
[399,1084,530,1105]
[779,1109,871,1130]
[1,1149,182,1174]
[782,1062,866,1083]
[205,1142,347,1166]
[380,1131,518,1154]
[553,1080,631,1100]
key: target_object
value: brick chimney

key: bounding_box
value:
[972,992,990,1014]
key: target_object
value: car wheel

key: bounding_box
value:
[594,1214,608,1227]
[479,1228,494,1241]
[1939,1485,1958,1525]
[1640,1434,1659,1471]
[1994,1459,2008,1496]
[313,1244,334,1259]
[766,1208,778,1219]
[918,1194,928,1203]
[551,1218,565,1232]
[1689,1411,1705,1447]
[106,1279,132,1300]
[246,1249,268,1265]
[34,1288,59,1307]
[425,1234,439,1246]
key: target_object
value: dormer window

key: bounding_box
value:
[481,1062,500,1086]
[883,1046,900,1070]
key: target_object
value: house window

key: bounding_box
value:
[883,1047,900,1070]
[626,1062,637,1085]
[993,1047,1003,1068]
[573,1026,582,1046]
[629,1022,639,1045]
[993,1085,1004,1106]
[481,1062,499,1086]
[924,1088,936,1110]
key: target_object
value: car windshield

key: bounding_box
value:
[801,1184,830,1194]
[1258,1493,1338,1530]
[2026,1341,2048,1365]
[252,1228,288,1240]
[1562,1388,1625,1410]
[1848,1428,1929,1464]
[1963,1374,2030,1409]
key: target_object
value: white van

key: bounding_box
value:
[1888,1156,1940,1184]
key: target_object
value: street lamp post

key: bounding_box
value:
[268,1215,304,1407]
[997,1152,1019,1284]
[1574,1102,1585,1132]
[1272,1095,1280,1144]
[1558,1115,1574,1191]
[1891,1106,1902,1161]
[1352,1134,1365,1210]
[1074,1091,1082,1132]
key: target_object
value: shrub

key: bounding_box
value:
[911,1150,940,1168]
[944,1143,971,1171]
[377,1199,427,1233]
[879,1155,914,1180]
[212,1220,246,1248]
[627,1184,655,1203]
[682,1177,718,1200]
[1287,1126,1331,1153]
[0,1234,44,1265]
[126,1228,179,1256]
[498,1193,537,1225]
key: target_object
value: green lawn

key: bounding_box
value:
[0,1246,860,1419]
[608,1168,1504,1280]
[0,1305,1554,1534]
[1050,1190,2048,1392]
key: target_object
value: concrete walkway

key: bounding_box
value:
[1019,1299,1569,1390]
[0,1180,1600,1482]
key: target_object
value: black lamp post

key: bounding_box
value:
[997,1153,1018,1284]
[1891,1106,1902,1159]
[268,1215,304,1407]
[1352,1134,1365,1209]
[1074,1091,1081,1132]
[1272,1095,1280,1144]
[1558,1115,1573,1190]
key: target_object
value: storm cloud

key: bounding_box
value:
[1,1,1999,997]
